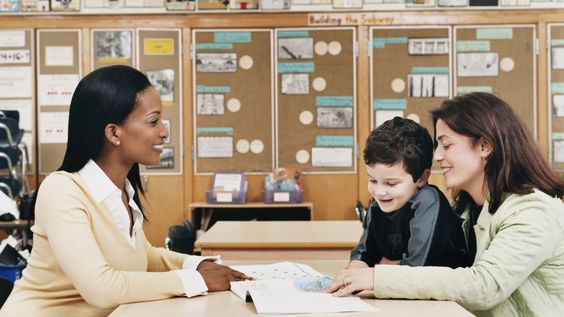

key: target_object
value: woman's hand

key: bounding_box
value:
[325,268,375,297]
[197,260,253,291]
[345,260,369,270]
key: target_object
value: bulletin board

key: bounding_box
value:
[137,28,183,175]
[37,29,82,175]
[454,25,537,137]
[91,28,135,70]
[370,26,451,134]
[0,29,35,175]
[276,27,356,174]
[193,29,274,175]
[548,24,564,171]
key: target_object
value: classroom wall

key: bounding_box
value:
[0,10,557,246]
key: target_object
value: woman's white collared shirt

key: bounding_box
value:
[78,159,210,297]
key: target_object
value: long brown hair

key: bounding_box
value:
[431,92,564,214]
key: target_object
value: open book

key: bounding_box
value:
[229,262,378,315]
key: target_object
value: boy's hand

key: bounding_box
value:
[325,268,374,296]
[379,257,400,265]
[345,260,369,270]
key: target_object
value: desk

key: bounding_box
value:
[189,202,314,232]
[195,220,363,260]
[110,260,475,317]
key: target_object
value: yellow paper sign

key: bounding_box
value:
[144,38,174,55]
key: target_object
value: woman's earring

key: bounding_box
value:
[115,140,121,146]
[481,155,487,161]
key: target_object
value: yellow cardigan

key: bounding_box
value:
[372,190,564,317]
[0,172,188,317]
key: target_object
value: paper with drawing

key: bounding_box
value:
[229,262,378,314]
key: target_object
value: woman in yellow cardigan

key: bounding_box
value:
[328,93,564,317]
[0,65,250,317]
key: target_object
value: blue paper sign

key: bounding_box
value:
[214,32,252,43]
[196,85,231,93]
[456,86,492,94]
[476,28,513,40]
[411,66,449,74]
[278,31,310,38]
[196,127,234,135]
[457,40,490,52]
[372,37,408,49]
[316,135,354,147]
[196,43,233,50]
[278,62,315,73]
[372,99,407,110]
[316,96,354,107]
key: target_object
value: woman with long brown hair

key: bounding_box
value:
[328,93,564,317]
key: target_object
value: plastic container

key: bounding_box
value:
[0,264,25,283]
[263,189,303,204]
[206,190,246,204]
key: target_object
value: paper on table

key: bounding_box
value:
[229,262,378,314]
[231,262,323,280]
[249,289,377,314]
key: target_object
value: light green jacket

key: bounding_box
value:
[373,189,564,317]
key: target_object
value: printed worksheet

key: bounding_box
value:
[229,262,378,314]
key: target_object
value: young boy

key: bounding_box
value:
[349,117,472,269]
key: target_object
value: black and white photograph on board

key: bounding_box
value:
[554,140,564,163]
[552,47,564,69]
[147,147,174,169]
[408,74,449,97]
[281,73,309,94]
[196,53,237,72]
[146,69,174,102]
[457,52,499,77]
[408,38,449,55]
[94,30,132,59]
[278,38,314,59]
[162,119,171,144]
[316,107,353,128]
[553,95,564,117]
[197,93,225,115]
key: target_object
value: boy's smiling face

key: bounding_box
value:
[367,162,428,213]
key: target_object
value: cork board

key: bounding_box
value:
[454,25,536,137]
[193,29,273,175]
[137,28,183,175]
[91,28,135,70]
[276,27,356,174]
[548,24,564,171]
[0,29,35,175]
[37,29,82,175]
[370,26,451,134]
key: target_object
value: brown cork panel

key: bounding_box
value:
[194,30,273,174]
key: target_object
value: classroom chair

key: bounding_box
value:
[0,177,21,199]
[166,219,196,255]
[0,110,20,124]
[0,277,13,309]
[0,117,23,148]
[0,147,21,180]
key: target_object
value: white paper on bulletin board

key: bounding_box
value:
[0,30,25,48]
[39,112,69,144]
[311,147,353,167]
[0,99,33,131]
[38,74,79,106]
[0,66,32,98]
[45,46,74,67]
